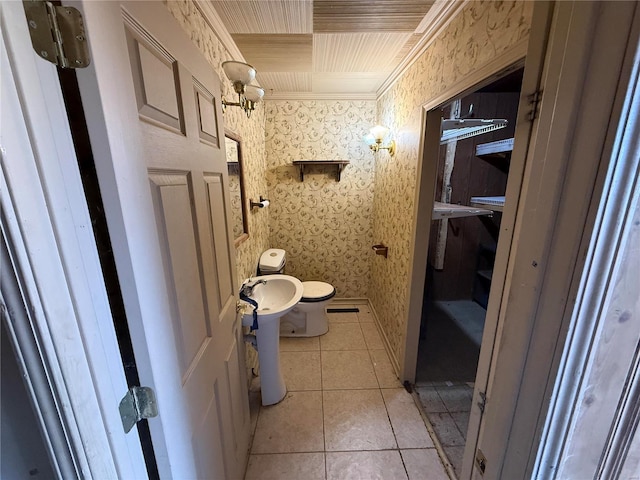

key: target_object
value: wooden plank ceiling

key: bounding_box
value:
[209,0,435,98]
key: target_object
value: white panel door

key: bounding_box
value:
[71,1,249,478]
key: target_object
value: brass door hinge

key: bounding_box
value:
[22,1,90,68]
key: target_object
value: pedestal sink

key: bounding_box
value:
[240,275,303,405]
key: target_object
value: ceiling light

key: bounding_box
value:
[221,61,263,118]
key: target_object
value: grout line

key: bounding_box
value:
[410,389,458,480]
[319,344,327,479]
[249,312,453,479]
[250,447,444,456]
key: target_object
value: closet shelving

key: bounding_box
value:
[470,196,505,212]
[432,201,493,219]
[470,138,513,308]
[469,138,513,212]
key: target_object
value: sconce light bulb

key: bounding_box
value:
[369,125,390,142]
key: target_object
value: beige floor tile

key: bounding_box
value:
[444,445,465,477]
[281,351,321,391]
[244,453,325,480]
[401,449,450,480]
[357,311,375,323]
[382,389,434,449]
[321,350,378,390]
[428,412,466,447]
[320,323,367,350]
[323,389,397,451]
[249,383,261,437]
[327,311,359,323]
[361,323,385,349]
[326,451,408,480]
[369,349,403,388]
[451,411,470,439]
[252,391,324,454]
[280,336,320,352]
[415,387,447,413]
[435,384,474,412]
[357,304,372,314]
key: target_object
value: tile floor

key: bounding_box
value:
[414,299,482,477]
[244,305,451,480]
[415,384,473,477]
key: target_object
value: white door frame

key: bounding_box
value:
[534,7,640,478]
[1,2,147,477]
[403,1,640,478]
[472,2,639,478]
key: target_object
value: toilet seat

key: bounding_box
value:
[300,281,336,303]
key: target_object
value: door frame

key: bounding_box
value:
[1,1,147,477]
[534,12,640,474]
[403,1,640,478]
[402,27,530,386]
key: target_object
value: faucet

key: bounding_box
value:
[240,278,267,298]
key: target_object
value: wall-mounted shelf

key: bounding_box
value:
[292,160,350,182]
[475,138,513,173]
[433,201,494,220]
[470,196,505,212]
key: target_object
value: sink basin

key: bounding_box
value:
[240,275,303,326]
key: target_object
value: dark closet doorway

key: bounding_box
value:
[415,68,524,477]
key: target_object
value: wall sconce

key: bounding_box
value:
[365,125,396,156]
[221,61,265,118]
[250,196,270,209]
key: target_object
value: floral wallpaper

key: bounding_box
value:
[164,0,269,285]
[372,0,533,368]
[165,0,533,376]
[265,101,376,297]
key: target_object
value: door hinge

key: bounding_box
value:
[119,386,158,433]
[22,1,90,68]
[527,90,543,121]
[476,448,487,475]
[477,390,487,413]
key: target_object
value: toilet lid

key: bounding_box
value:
[301,281,336,302]
[259,248,286,272]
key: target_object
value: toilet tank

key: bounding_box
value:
[258,248,286,274]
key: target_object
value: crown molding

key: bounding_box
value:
[377,0,468,99]
[265,92,377,101]
[193,0,246,62]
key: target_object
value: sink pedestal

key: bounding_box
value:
[239,274,303,406]
[254,317,286,405]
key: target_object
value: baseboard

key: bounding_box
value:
[329,297,370,306]
[366,299,402,379]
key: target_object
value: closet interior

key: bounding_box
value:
[414,68,524,476]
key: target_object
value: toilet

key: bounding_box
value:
[258,248,335,337]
